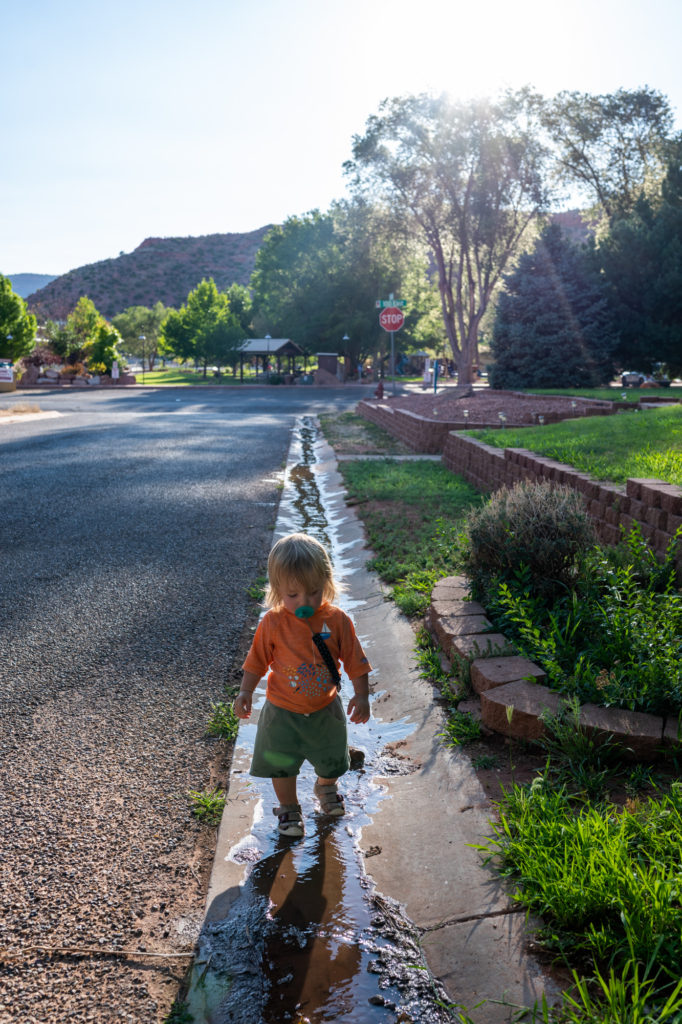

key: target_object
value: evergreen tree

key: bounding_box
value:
[600,154,682,377]
[489,223,617,389]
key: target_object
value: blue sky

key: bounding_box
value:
[3,0,681,275]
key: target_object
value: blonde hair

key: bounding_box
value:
[265,533,339,608]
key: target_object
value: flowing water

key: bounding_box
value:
[186,417,454,1024]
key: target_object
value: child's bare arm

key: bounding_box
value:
[347,673,370,724]
[233,670,261,719]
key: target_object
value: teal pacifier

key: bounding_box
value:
[295,605,315,619]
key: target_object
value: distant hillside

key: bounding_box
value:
[27,226,273,321]
[551,209,596,245]
[7,273,58,298]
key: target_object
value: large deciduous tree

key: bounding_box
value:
[250,201,436,371]
[489,222,617,389]
[543,87,675,221]
[0,274,37,360]
[345,90,552,384]
[160,279,242,375]
[112,302,170,371]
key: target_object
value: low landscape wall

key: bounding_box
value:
[357,397,682,568]
[358,393,615,455]
[442,433,682,566]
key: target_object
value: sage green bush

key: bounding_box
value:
[460,480,596,605]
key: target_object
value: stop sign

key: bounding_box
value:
[379,307,405,332]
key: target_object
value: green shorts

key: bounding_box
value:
[250,696,350,779]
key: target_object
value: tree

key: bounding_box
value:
[0,274,37,361]
[85,322,123,374]
[112,302,169,370]
[345,90,552,384]
[599,152,682,377]
[250,201,438,372]
[543,87,675,221]
[224,284,253,335]
[45,296,122,371]
[160,279,242,375]
[49,296,102,363]
[489,222,617,389]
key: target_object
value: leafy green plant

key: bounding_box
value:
[472,753,501,770]
[559,945,682,1024]
[440,710,482,747]
[538,696,619,800]
[460,480,596,606]
[187,787,226,826]
[205,700,239,742]
[490,526,682,715]
[246,575,267,602]
[163,1000,194,1024]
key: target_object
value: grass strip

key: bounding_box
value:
[337,458,481,615]
[526,386,682,402]
[470,405,682,485]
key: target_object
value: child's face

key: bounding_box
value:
[281,576,324,618]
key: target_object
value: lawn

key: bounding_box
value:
[338,457,481,615]
[526,385,682,402]
[135,367,253,385]
[470,405,682,485]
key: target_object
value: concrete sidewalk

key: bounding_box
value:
[196,424,559,1022]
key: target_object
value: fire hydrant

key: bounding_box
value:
[374,381,384,399]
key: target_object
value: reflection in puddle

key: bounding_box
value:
[188,417,452,1023]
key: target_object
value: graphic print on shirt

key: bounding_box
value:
[284,660,333,698]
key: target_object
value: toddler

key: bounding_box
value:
[233,532,371,837]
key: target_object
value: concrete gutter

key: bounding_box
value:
[199,424,560,1022]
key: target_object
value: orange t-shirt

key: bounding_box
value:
[242,602,371,713]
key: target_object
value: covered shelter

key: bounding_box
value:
[237,338,304,382]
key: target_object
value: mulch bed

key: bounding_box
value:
[373,389,613,425]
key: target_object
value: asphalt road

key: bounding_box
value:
[0,387,360,1023]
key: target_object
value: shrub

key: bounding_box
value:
[21,345,61,368]
[460,480,596,604]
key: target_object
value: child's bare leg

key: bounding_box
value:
[272,777,299,806]
[316,776,337,787]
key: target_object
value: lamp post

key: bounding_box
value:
[342,335,349,382]
[264,335,271,380]
[139,335,146,383]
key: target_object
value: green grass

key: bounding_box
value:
[480,781,682,982]
[525,386,682,402]
[135,367,277,385]
[338,459,482,615]
[470,405,682,485]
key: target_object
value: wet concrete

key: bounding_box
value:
[187,416,559,1023]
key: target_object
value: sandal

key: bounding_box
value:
[273,803,304,837]
[314,783,345,817]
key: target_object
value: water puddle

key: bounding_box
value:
[187,417,453,1024]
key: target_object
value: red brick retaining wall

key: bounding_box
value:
[359,401,504,454]
[442,432,682,566]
